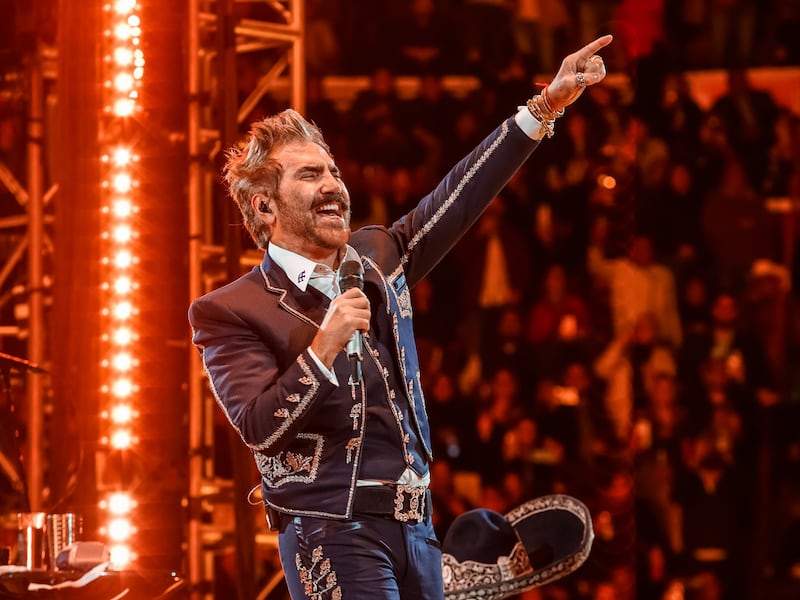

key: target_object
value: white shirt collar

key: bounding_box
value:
[268,243,360,292]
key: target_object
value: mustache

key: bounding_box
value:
[313,192,349,211]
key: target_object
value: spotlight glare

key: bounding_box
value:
[107,492,136,515]
[113,250,134,268]
[108,545,133,570]
[112,225,133,243]
[113,23,132,40]
[111,327,134,346]
[113,0,136,14]
[110,404,134,424]
[111,147,133,166]
[113,47,134,66]
[113,72,135,92]
[111,352,134,371]
[112,98,135,117]
[108,517,134,542]
[112,301,134,320]
[112,199,133,217]
[112,174,132,193]
[109,429,133,449]
[113,276,133,294]
[111,378,134,398]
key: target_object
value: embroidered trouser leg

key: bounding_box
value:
[278,513,443,600]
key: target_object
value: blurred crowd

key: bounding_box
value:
[225,1,800,599]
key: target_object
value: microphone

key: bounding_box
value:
[337,259,364,383]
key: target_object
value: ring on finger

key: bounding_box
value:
[576,71,586,88]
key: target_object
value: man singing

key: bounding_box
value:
[189,34,612,600]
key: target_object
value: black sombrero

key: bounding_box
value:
[441,494,594,600]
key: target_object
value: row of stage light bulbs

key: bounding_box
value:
[97,0,144,570]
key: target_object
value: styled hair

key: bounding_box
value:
[223,109,330,248]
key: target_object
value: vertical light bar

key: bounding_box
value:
[98,0,145,570]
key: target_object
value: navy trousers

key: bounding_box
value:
[277,513,444,599]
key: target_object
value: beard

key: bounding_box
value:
[276,190,351,251]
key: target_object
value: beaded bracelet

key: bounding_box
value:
[526,94,564,138]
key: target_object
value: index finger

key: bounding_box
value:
[340,287,369,303]
[577,34,613,59]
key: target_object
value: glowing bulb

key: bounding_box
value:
[111,378,134,398]
[106,492,136,515]
[113,250,133,268]
[112,98,134,117]
[111,327,134,346]
[112,225,133,243]
[108,544,133,569]
[114,72,134,92]
[113,0,136,14]
[111,352,134,371]
[113,276,133,294]
[113,23,132,40]
[127,15,140,26]
[112,174,132,193]
[133,67,144,80]
[598,174,617,190]
[108,518,134,542]
[109,429,133,449]
[112,147,132,165]
[110,404,134,424]
[113,47,134,66]
[112,301,133,320]
[112,199,133,217]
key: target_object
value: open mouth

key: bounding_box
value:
[314,200,346,220]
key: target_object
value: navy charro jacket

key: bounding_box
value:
[188,115,540,519]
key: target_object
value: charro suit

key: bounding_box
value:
[188,114,541,597]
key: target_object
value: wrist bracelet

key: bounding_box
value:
[526,94,564,138]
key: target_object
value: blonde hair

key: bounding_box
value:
[223,109,330,248]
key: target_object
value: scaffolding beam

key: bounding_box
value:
[187,1,305,597]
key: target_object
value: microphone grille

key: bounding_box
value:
[338,259,364,291]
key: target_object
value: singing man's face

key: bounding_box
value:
[270,141,351,263]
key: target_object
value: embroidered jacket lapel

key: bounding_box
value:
[259,254,328,328]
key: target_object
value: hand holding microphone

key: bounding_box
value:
[311,260,370,382]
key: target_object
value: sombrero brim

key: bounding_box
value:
[443,494,594,600]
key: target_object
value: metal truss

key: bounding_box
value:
[187,1,305,597]
[0,38,58,513]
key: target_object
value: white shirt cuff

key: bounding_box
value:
[308,347,338,386]
[515,105,547,141]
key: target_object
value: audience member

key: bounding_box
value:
[594,312,677,444]
[710,67,780,186]
[701,158,778,293]
[592,234,683,349]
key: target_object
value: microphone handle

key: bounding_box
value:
[350,354,362,383]
[347,331,363,383]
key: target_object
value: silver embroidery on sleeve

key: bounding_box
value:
[398,120,510,269]
[254,432,324,487]
[255,355,319,451]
